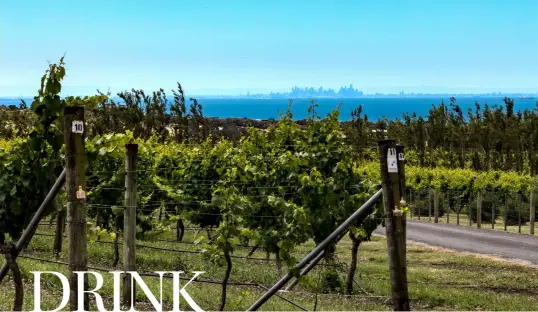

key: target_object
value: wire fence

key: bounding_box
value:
[15,228,389,312]
[407,188,536,234]
[16,252,394,310]
[7,188,536,310]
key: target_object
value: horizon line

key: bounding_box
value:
[2,84,538,98]
[1,92,537,100]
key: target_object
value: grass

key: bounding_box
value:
[1,222,538,311]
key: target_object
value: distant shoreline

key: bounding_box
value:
[0,94,536,101]
[1,96,537,122]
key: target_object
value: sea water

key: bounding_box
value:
[1,97,535,121]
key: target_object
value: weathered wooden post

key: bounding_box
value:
[64,106,88,311]
[492,193,495,230]
[446,191,450,224]
[518,194,522,234]
[530,189,535,235]
[504,193,508,232]
[434,190,439,223]
[428,190,432,222]
[457,197,460,225]
[379,140,410,311]
[396,145,407,255]
[123,144,138,306]
[417,190,421,220]
[477,190,482,229]
[467,196,473,226]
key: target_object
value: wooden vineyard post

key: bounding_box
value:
[446,191,450,224]
[457,197,460,226]
[477,190,482,229]
[428,190,432,222]
[467,196,473,226]
[492,193,495,230]
[518,194,522,234]
[396,145,406,255]
[504,193,508,232]
[417,190,421,220]
[123,144,138,306]
[379,140,410,311]
[433,190,439,223]
[64,106,88,311]
[530,189,535,235]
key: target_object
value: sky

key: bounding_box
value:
[1,0,538,96]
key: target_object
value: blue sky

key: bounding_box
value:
[1,0,538,96]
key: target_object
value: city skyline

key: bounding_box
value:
[2,0,538,97]
[1,82,537,100]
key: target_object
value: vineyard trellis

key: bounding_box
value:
[0,137,408,311]
[407,188,538,234]
[0,95,410,311]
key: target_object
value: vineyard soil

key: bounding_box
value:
[1,225,537,311]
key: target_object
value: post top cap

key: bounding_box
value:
[377,139,395,146]
[64,106,84,114]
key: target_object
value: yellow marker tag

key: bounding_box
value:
[76,185,86,199]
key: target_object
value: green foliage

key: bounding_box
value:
[360,161,536,194]
[349,97,538,175]
[0,58,66,242]
[319,266,344,293]
[0,98,371,272]
[0,108,36,139]
[87,223,116,243]
[85,131,168,238]
[119,103,374,269]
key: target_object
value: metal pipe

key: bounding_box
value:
[0,169,66,283]
[285,229,352,291]
[284,248,325,291]
[247,189,383,311]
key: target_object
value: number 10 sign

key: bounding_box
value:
[72,121,84,134]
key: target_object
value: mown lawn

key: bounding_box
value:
[0,223,537,311]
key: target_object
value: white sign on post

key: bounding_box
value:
[387,148,398,173]
[72,121,84,134]
[398,152,405,160]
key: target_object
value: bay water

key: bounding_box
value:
[1,97,536,121]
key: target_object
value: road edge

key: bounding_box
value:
[372,233,538,270]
